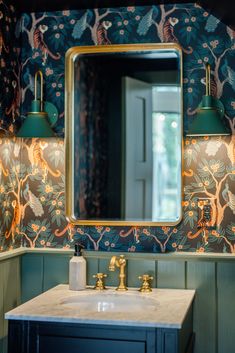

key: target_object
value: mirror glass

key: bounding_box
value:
[65,44,182,225]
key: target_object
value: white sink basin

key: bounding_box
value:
[61,291,158,313]
[5,285,195,328]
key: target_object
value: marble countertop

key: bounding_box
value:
[5,284,195,329]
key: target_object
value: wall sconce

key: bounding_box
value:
[187,63,230,136]
[17,70,58,138]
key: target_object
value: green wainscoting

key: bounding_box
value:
[21,253,70,302]
[187,261,216,353]
[0,256,20,353]
[217,262,235,353]
[1,250,235,353]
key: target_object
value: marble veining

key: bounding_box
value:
[5,284,195,328]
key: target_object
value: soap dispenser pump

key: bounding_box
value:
[69,243,86,291]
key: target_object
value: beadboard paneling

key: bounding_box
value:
[21,254,44,303]
[157,261,186,289]
[86,258,99,286]
[217,262,235,353]
[1,257,21,353]
[43,255,71,291]
[127,259,156,288]
[187,261,216,353]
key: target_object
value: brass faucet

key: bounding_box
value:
[109,254,127,291]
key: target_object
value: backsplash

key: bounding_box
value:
[0,2,234,252]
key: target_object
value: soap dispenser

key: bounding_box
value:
[69,243,86,291]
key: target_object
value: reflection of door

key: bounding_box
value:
[123,77,153,220]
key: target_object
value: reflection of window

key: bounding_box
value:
[152,86,181,221]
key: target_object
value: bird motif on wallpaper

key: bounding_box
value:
[137,8,154,36]
[222,182,230,202]
[205,14,220,33]
[33,24,61,65]
[205,140,222,157]
[23,183,44,218]
[221,59,235,91]
[72,11,88,39]
[222,182,235,214]
[96,21,112,45]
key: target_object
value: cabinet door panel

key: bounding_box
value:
[39,336,146,353]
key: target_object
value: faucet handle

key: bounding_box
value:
[93,273,107,290]
[138,274,153,292]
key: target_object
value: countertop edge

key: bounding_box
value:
[4,314,183,329]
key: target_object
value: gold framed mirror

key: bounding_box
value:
[65,43,183,226]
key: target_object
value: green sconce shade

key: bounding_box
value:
[17,71,57,138]
[187,63,230,136]
[17,100,55,137]
[187,95,229,136]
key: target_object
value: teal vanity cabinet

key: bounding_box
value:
[6,285,194,353]
[8,316,194,353]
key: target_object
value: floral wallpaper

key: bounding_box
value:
[0,1,20,135]
[0,2,234,253]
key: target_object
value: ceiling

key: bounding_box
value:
[9,0,235,29]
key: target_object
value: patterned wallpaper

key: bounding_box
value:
[0,1,20,135]
[0,2,234,253]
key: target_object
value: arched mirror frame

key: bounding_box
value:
[65,43,183,226]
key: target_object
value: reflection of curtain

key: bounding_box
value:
[78,58,108,218]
